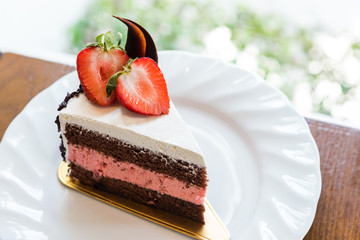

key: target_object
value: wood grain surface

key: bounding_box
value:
[0,53,74,140]
[0,52,359,239]
[304,119,360,239]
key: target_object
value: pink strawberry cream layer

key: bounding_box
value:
[68,144,205,205]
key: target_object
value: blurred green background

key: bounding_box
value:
[68,0,360,121]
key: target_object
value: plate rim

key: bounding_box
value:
[0,50,321,240]
[160,50,321,239]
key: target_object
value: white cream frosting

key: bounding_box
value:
[59,94,205,167]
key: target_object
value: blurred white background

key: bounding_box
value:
[1,0,360,53]
[0,0,89,64]
[1,0,360,123]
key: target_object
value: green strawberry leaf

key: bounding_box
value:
[116,32,122,46]
[86,42,103,48]
[86,33,104,48]
[95,33,104,44]
[104,31,115,48]
[106,71,121,97]
[85,31,126,52]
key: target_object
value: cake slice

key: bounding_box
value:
[56,16,208,223]
[57,91,207,222]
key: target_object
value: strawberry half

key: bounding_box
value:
[115,58,170,115]
[76,31,129,106]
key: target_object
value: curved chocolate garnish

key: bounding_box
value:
[113,16,158,63]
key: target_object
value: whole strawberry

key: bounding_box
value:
[77,31,129,106]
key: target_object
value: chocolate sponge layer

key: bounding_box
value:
[64,123,207,188]
[69,163,205,223]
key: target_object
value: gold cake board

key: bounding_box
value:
[57,162,230,240]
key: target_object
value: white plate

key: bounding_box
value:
[0,51,321,240]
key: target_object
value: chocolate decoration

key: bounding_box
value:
[113,16,158,63]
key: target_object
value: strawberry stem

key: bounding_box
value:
[85,31,126,53]
[123,58,136,73]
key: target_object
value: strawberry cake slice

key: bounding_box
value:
[57,93,207,222]
[56,17,208,223]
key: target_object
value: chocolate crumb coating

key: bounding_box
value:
[55,84,83,161]
[55,84,83,132]
[59,135,66,160]
[57,84,84,111]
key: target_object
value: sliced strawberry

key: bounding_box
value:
[116,57,170,115]
[76,33,129,106]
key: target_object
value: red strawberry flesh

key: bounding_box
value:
[116,57,170,115]
[77,47,129,106]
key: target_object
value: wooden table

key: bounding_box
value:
[0,52,359,239]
